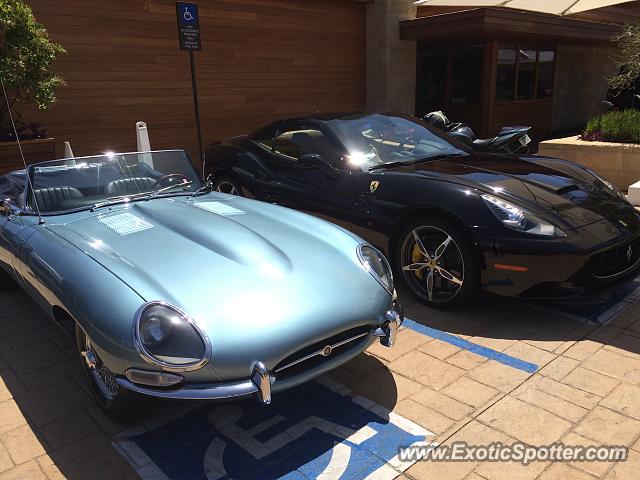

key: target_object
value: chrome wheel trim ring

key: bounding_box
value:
[215,181,239,196]
[400,225,465,304]
[83,336,118,401]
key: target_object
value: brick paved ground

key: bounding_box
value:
[1,283,640,479]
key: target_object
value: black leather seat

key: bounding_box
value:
[472,138,497,150]
[105,177,155,195]
[19,187,84,211]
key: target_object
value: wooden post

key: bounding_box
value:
[481,40,498,138]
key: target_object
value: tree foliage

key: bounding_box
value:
[610,23,640,93]
[0,0,65,135]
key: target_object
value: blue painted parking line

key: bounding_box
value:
[115,378,434,480]
[403,319,539,373]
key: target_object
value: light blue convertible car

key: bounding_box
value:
[0,150,401,416]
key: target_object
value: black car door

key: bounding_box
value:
[252,121,359,230]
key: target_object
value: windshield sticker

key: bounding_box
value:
[99,213,153,236]
[194,201,245,216]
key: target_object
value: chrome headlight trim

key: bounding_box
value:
[481,193,566,237]
[133,301,212,372]
[357,244,394,295]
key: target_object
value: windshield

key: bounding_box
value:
[22,150,202,214]
[325,114,468,170]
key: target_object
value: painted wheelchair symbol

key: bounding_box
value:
[204,405,385,479]
[117,380,434,480]
[183,6,194,22]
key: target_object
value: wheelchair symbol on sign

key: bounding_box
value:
[183,7,194,22]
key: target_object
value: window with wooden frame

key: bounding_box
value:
[416,44,484,114]
[496,44,556,103]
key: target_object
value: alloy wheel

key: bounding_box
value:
[400,226,465,304]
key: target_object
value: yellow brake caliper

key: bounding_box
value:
[412,244,424,280]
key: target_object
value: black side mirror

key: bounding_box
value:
[298,154,338,178]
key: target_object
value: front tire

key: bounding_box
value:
[212,176,242,197]
[0,267,15,290]
[75,324,138,418]
[394,216,479,309]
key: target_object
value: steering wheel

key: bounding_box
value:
[152,173,191,190]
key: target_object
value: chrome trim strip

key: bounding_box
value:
[117,377,259,401]
[274,332,370,374]
[132,301,212,373]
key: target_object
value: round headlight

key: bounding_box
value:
[134,302,210,371]
[358,244,394,294]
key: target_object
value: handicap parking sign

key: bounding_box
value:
[116,379,433,480]
[176,2,201,50]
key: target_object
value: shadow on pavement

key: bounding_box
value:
[397,278,640,358]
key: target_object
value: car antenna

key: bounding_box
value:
[1,78,44,225]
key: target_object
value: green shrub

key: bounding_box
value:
[0,0,65,138]
[583,110,640,144]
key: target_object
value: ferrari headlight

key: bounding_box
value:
[482,193,565,237]
[358,244,394,294]
[134,302,210,371]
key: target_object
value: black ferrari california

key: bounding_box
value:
[204,113,640,308]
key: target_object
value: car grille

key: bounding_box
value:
[274,325,371,380]
[589,238,640,278]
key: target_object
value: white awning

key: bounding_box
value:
[414,0,632,15]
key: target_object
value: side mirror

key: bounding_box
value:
[298,154,338,178]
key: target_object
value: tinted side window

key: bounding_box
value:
[274,126,335,162]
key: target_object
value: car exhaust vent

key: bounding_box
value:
[99,213,153,236]
[555,185,580,195]
[194,201,245,216]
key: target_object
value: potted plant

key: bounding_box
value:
[0,0,65,175]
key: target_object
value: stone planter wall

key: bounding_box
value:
[0,139,56,176]
[538,136,640,192]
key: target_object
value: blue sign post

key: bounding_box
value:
[176,2,204,166]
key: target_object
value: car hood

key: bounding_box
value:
[47,194,390,377]
[387,154,639,230]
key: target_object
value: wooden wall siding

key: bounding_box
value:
[20,0,366,167]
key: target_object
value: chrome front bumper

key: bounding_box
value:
[118,308,403,405]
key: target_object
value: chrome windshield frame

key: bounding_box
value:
[19,150,202,216]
